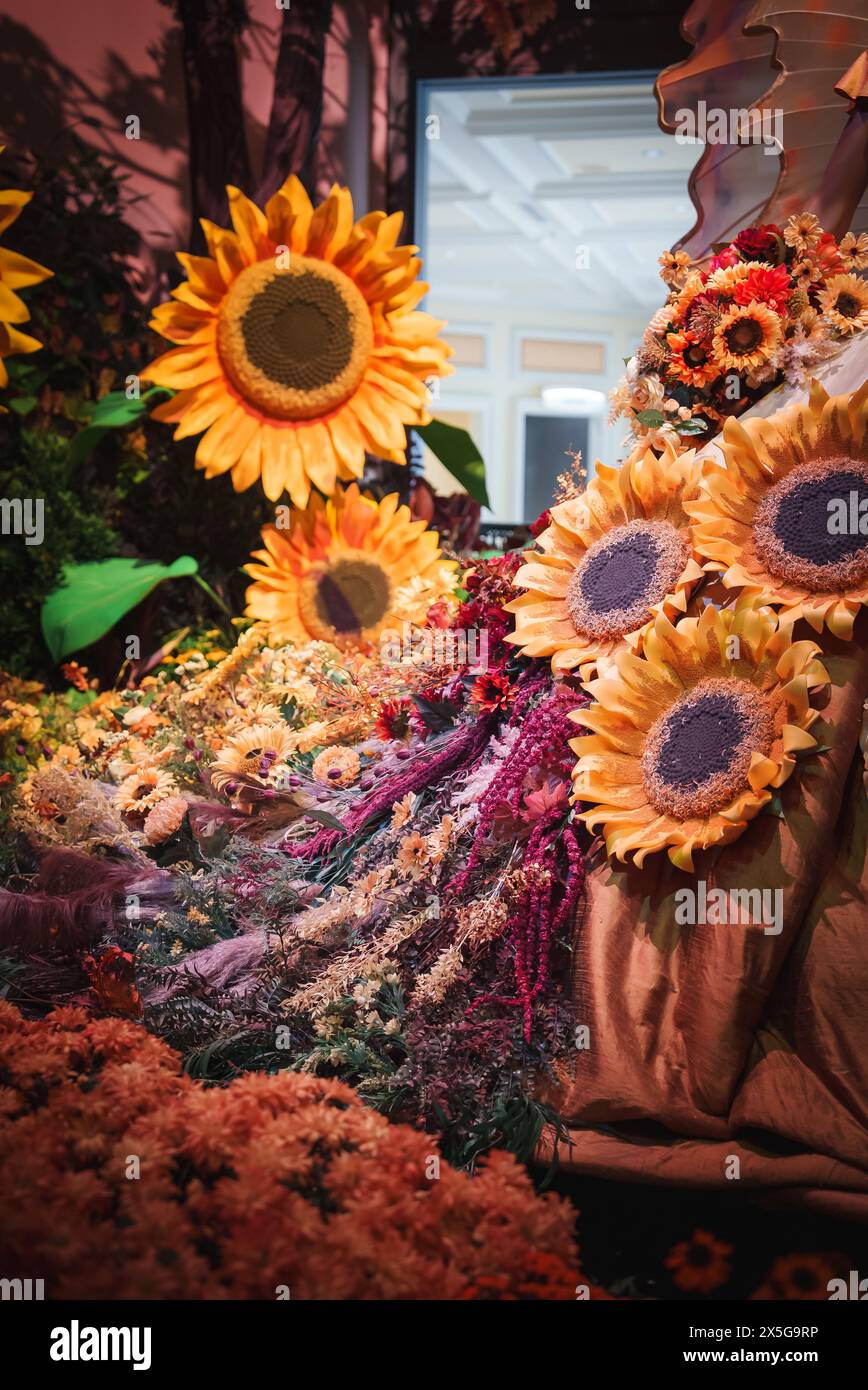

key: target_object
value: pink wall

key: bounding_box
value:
[0,0,380,264]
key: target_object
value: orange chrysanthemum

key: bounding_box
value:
[570,599,828,871]
[506,439,707,677]
[244,483,457,649]
[688,380,868,638]
[144,179,452,505]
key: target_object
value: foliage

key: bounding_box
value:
[0,138,149,421]
[0,429,120,677]
[41,555,199,663]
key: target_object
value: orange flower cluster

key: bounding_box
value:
[611,215,868,450]
[0,1003,577,1300]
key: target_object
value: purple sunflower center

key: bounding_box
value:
[566,520,689,640]
[314,558,392,634]
[642,678,773,820]
[753,457,868,592]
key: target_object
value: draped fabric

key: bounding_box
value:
[539,350,868,1216]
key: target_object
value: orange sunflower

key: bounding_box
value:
[244,483,457,648]
[570,599,828,871]
[667,329,719,388]
[688,380,868,638]
[506,439,707,677]
[143,179,452,505]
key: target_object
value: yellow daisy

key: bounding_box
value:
[505,439,707,677]
[688,380,868,638]
[143,178,452,505]
[210,722,297,797]
[0,150,51,388]
[570,600,828,871]
[115,767,177,815]
[244,483,456,649]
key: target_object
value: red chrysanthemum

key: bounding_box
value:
[734,264,791,312]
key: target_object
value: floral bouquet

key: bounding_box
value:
[610,214,868,451]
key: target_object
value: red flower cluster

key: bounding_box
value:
[456,551,524,661]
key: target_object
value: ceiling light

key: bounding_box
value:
[541,386,607,416]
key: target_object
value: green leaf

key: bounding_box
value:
[7,395,38,416]
[635,409,665,427]
[414,419,490,507]
[41,555,199,662]
[69,387,172,467]
[675,418,708,435]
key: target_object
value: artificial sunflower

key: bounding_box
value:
[711,299,781,373]
[689,380,868,637]
[666,330,719,388]
[210,722,297,797]
[244,483,457,649]
[818,273,868,336]
[0,150,51,388]
[570,599,828,871]
[506,439,707,677]
[143,178,452,505]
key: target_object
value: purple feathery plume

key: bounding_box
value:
[0,848,175,951]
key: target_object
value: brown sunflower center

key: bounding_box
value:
[299,555,392,641]
[642,678,773,820]
[566,520,689,640]
[753,457,868,593]
[725,317,763,353]
[836,293,860,318]
[217,256,373,421]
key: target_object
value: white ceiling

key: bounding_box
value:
[422,80,703,317]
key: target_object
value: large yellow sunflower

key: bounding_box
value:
[688,380,868,638]
[0,150,51,388]
[244,483,457,648]
[570,599,828,871]
[505,439,707,677]
[143,179,452,506]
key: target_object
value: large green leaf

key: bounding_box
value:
[41,555,199,662]
[414,419,490,508]
[69,387,172,466]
